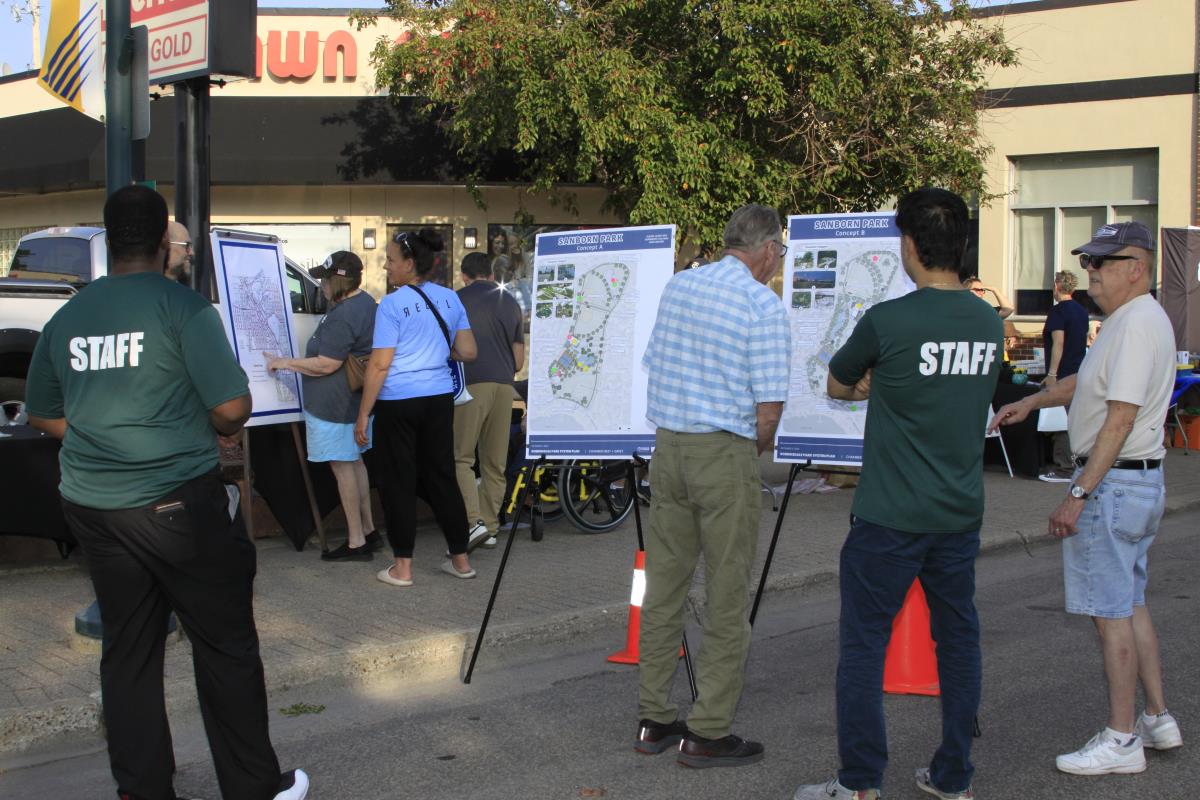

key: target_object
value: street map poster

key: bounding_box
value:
[526,225,676,459]
[212,231,303,426]
[774,212,913,465]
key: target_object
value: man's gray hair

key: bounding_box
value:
[723,204,782,251]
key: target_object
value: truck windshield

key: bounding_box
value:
[9,238,91,283]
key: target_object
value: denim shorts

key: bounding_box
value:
[304,411,371,462]
[1062,466,1164,618]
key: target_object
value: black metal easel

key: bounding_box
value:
[749,460,807,626]
[464,454,697,702]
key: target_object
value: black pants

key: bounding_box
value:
[63,471,281,800]
[374,393,469,557]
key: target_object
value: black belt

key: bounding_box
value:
[1073,456,1162,470]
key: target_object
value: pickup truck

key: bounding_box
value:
[1,227,327,414]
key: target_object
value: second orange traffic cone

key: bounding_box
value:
[883,579,940,696]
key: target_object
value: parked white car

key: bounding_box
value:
[1,227,326,413]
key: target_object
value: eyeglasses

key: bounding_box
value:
[769,240,787,258]
[1079,254,1136,270]
[170,241,192,252]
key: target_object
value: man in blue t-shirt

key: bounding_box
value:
[1040,270,1090,480]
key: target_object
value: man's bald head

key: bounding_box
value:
[165,220,192,282]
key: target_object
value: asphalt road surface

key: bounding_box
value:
[4,516,1196,799]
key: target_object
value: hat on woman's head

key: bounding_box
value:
[309,251,363,279]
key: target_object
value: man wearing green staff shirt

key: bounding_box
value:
[794,188,1003,800]
[25,186,308,800]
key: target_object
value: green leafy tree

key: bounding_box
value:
[359,0,1015,249]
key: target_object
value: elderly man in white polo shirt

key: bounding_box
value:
[991,221,1182,777]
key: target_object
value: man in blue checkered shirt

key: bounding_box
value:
[634,204,791,768]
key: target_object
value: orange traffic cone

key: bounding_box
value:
[883,579,940,696]
[609,550,648,664]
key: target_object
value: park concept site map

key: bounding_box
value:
[214,237,302,422]
[529,258,638,432]
[526,225,675,459]
[776,213,911,464]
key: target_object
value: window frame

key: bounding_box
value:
[1008,151,1158,321]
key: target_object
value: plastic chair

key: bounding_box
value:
[986,404,1014,478]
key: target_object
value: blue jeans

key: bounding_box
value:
[836,517,981,794]
[1063,466,1164,618]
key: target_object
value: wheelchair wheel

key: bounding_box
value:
[556,460,635,533]
[530,507,545,542]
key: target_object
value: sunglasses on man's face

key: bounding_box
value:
[1079,254,1136,270]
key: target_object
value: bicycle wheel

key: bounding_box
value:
[538,475,565,522]
[557,460,635,533]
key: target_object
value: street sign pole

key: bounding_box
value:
[104,0,132,196]
[176,78,212,299]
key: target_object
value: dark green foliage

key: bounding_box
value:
[358,0,1015,249]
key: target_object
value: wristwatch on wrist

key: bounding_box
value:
[1068,483,1089,500]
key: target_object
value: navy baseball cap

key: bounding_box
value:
[309,250,363,279]
[1070,221,1156,257]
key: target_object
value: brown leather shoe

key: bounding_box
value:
[635,718,689,754]
[677,732,764,768]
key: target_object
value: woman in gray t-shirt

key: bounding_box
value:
[267,251,379,561]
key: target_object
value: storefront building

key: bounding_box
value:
[0,0,1196,321]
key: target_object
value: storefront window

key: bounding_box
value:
[219,223,351,273]
[1010,149,1158,316]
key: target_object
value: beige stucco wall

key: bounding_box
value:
[972,0,1196,327]
[982,0,1195,89]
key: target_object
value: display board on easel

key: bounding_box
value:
[774,212,912,466]
[525,225,676,459]
[211,229,303,427]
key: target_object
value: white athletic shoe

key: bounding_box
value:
[793,778,880,800]
[1137,710,1183,750]
[1056,728,1146,775]
[466,520,490,552]
[916,767,973,798]
[273,769,309,800]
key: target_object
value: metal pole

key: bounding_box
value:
[104,0,132,195]
[175,78,212,299]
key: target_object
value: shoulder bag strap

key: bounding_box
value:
[408,284,453,351]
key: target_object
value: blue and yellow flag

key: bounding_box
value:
[38,0,104,120]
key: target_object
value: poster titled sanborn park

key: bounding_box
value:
[774,212,913,465]
[526,225,675,459]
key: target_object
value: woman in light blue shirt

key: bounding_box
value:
[355,229,484,587]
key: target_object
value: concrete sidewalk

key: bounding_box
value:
[3,452,1198,755]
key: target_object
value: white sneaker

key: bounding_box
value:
[482,535,498,548]
[466,520,490,552]
[1056,728,1146,775]
[916,767,973,798]
[1137,710,1183,750]
[794,778,880,800]
[273,769,309,800]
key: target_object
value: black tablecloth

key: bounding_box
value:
[0,425,74,549]
[0,422,349,554]
[247,424,346,551]
[985,382,1045,479]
